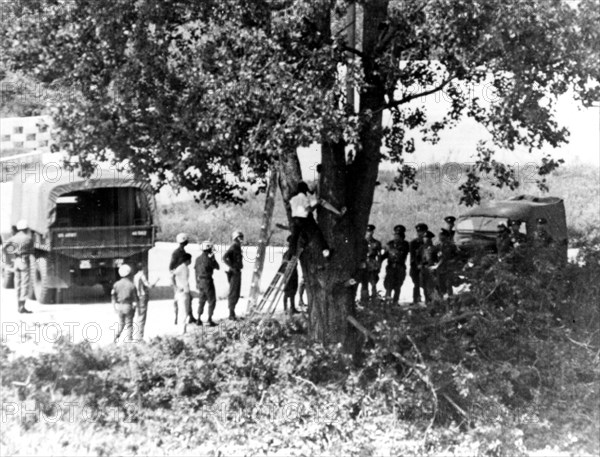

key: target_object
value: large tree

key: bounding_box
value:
[3,0,598,346]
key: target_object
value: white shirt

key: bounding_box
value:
[173,263,190,293]
[290,192,318,218]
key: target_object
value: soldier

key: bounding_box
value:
[533,218,553,248]
[409,223,428,305]
[223,230,244,321]
[496,223,512,259]
[444,216,457,241]
[360,224,382,301]
[382,225,409,305]
[173,253,193,333]
[435,228,458,297]
[111,264,138,343]
[195,240,220,326]
[508,219,528,249]
[282,236,300,315]
[133,262,155,341]
[3,220,33,313]
[419,231,438,305]
[169,233,195,324]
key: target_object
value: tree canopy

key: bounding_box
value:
[3,0,597,204]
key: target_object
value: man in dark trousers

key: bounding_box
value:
[289,181,330,258]
[419,230,439,305]
[435,228,458,297]
[223,231,244,320]
[360,224,383,302]
[282,236,300,315]
[3,220,33,313]
[382,225,409,306]
[444,216,456,241]
[169,232,195,324]
[409,223,428,305]
[195,240,220,326]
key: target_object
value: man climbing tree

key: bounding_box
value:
[3,0,598,347]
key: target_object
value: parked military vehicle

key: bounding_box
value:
[455,195,568,259]
[3,167,157,303]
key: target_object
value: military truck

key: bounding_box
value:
[3,167,157,303]
[455,195,568,259]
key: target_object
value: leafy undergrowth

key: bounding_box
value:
[1,250,599,456]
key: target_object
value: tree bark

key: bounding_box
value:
[275,2,389,350]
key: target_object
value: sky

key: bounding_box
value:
[298,86,600,178]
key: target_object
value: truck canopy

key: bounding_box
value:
[456,195,567,242]
[12,168,157,235]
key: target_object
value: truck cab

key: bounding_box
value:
[6,167,157,303]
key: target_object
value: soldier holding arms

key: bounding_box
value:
[195,240,220,326]
[382,225,409,306]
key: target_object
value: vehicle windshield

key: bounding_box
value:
[457,216,527,234]
[54,187,152,228]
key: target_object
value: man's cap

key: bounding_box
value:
[425,230,435,239]
[393,224,406,233]
[497,223,508,231]
[16,220,28,231]
[509,219,522,226]
[232,230,244,241]
[415,223,428,232]
[367,224,376,231]
[201,240,213,251]
[176,233,188,244]
[118,264,132,277]
[536,217,547,224]
[444,216,456,224]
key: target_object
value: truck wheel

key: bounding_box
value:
[33,256,56,304]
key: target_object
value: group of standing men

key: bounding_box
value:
[357,216,459,306]
[168,230,245,333]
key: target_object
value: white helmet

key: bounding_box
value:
[118,264,132,277]
[201,240,213,251]
[16,220,29,231]
[176,233,188,244]
[232,230,244,241]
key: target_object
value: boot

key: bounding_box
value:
[229,312,237,321]
[18,301,32,314]
[207,319,218,327]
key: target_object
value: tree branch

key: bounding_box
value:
[341,44,365,58]
[385,76,456,110]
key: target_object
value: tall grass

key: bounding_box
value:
[158,164,600,246]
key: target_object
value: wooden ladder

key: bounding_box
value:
[249,248,302,317]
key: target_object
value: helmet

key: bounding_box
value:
[201,240,213,251]
[176,233,188,244]
[118,264,132,277]
[444,216,456,224]
[232,231,244,241]
[16,220,28,231]
[415,223,428,232]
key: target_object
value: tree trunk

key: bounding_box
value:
[276,2,389,350]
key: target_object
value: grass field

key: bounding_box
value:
[158,164,600,247]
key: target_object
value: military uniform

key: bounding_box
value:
[382,238,409,305]
[436,233,458,296]
[4,229,33,312]
[361,229,382,301]
[195,247,220,325]
[409,228,426,304]
[419,233,439,304]
[223,240,244,319]
[282,248,299,314]
[444,216,456,241]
